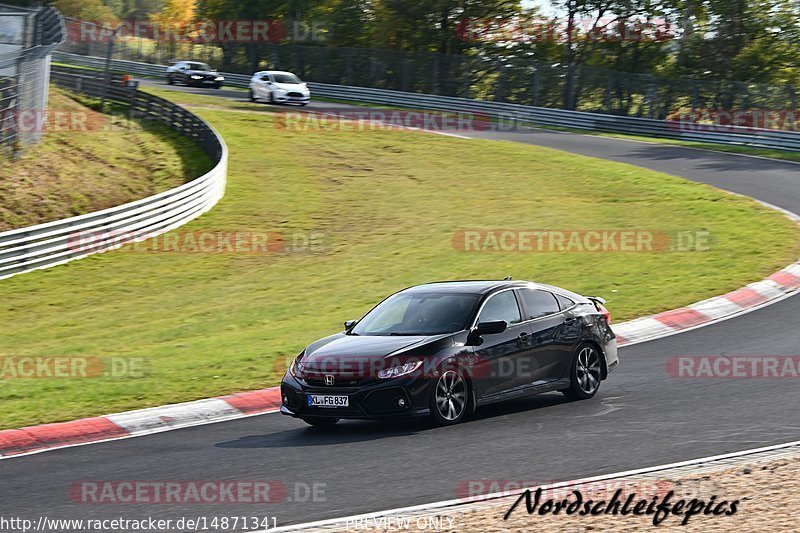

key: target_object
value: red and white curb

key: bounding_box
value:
[614,260,800,346]
[0,389,281,459]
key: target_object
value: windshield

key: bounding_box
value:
[273,73,302,84]
[188,63,211,71]
[351,292,480,336]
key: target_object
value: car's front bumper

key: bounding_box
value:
[189,78,223,86]
[280,372,431,419]
[273,94,311,104]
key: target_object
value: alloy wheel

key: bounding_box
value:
[576,347,601,394]
[435,371,467,421]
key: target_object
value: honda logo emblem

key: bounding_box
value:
[324,375,335,386]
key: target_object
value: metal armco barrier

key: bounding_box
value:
[0,66,228,280]
[53,51,800,153]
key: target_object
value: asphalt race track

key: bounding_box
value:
[2,82,800,527]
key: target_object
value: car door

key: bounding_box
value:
[471,290,536,399]
[258,74,273,98]
[517,289,573,383]
[177,63,190,84]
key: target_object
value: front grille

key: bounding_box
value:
[287,92,304,98]
[305,376,363,387]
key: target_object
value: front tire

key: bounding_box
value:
[166,76,174,85]
[562,343,603,400]
[301,416,339,428]
[429,370,469,426]
[249,89,257,102]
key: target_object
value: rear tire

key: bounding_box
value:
[562,343,603,400]
[166,76,174,85]
[429,369,469,426]
[301,416,339,428]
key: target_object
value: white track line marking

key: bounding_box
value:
[0,409,280,461]
[264,438,800,532]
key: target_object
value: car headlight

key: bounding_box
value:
[190,75,203,80]
[289,353,304,378]
[378,361,423,379]
[215,76,224,81]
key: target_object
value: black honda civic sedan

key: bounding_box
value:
[280,280,619,427]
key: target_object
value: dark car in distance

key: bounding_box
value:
[281,280,619,427]
[166,61,225,88]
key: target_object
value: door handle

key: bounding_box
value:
[564,318,578,325]
[518,332,531,342]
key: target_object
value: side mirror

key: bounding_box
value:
[467,321,507,345]
[344,320,357,331]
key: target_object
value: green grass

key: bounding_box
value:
[0,87,798,429]
[0,87,212,231]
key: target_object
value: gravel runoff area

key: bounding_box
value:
[326,442,800,532]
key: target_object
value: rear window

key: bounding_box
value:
[519,289,560,319]
[555,294,575,310]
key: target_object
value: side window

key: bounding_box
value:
[261,74,272,82]
[555,294,575,311]
[519,289,560,319]
[478,291,521,325]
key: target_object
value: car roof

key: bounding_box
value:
[254,70,297,76]
[402,280,587,301]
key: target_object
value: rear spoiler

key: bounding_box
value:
[586,296,606,305]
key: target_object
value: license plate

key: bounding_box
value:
[308,395,349,408]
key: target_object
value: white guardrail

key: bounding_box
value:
[0,66,228,281]
[53,51,800,152]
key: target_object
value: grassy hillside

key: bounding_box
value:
[0,87,212,231]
